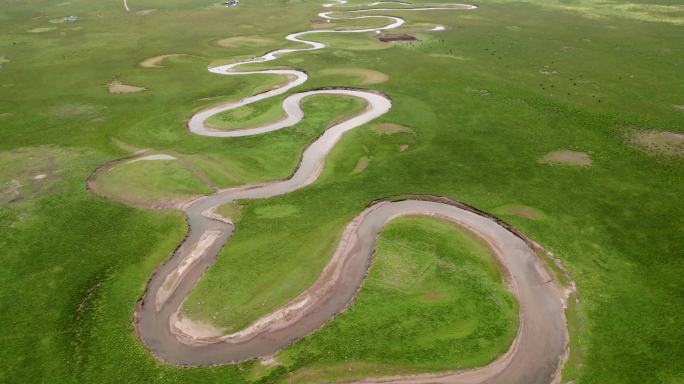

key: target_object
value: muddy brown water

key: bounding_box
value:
[135,2,569,383]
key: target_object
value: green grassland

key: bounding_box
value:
[1,0,683,383]
[96,159,213,207]
[275,216,518,382]
[206,98,287,130]
[93,95,366,206]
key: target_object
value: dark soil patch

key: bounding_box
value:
[378,34,417,42]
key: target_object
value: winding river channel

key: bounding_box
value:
[129,1,571,383]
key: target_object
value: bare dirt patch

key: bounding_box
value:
[108,80,146,94]
[173,311,224,339]
[322,67,388,85]
[0,145,82,209]
[217,36,277,48]
[630,130,684,157]
[373,122,413,135]
[0,56,8,70]
[1,179,22,205]
[139,54,184,68]
[399,144,409,152]
[354,157,369,173]
[159,231,222,311]
[539,150,592,166]
[259,355,280,367]
[673,104,684,111]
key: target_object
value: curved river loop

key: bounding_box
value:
[99,1,575,383]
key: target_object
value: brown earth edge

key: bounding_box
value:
[85,149,148,193]
[130,191,574,381]
[405,194,575,292]
[271,196,572,384]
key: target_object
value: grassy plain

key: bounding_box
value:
[93,95,366,206]
[275,216,518,382]
[0,0,683,383]
[206,98,287,130]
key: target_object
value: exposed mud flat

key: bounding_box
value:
[630,130,684,157]
[173,312,224,339]
[539,150,592,166]
[157,230,223,311]
[108,80,146,94]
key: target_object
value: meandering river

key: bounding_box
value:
[131,2,570,383]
